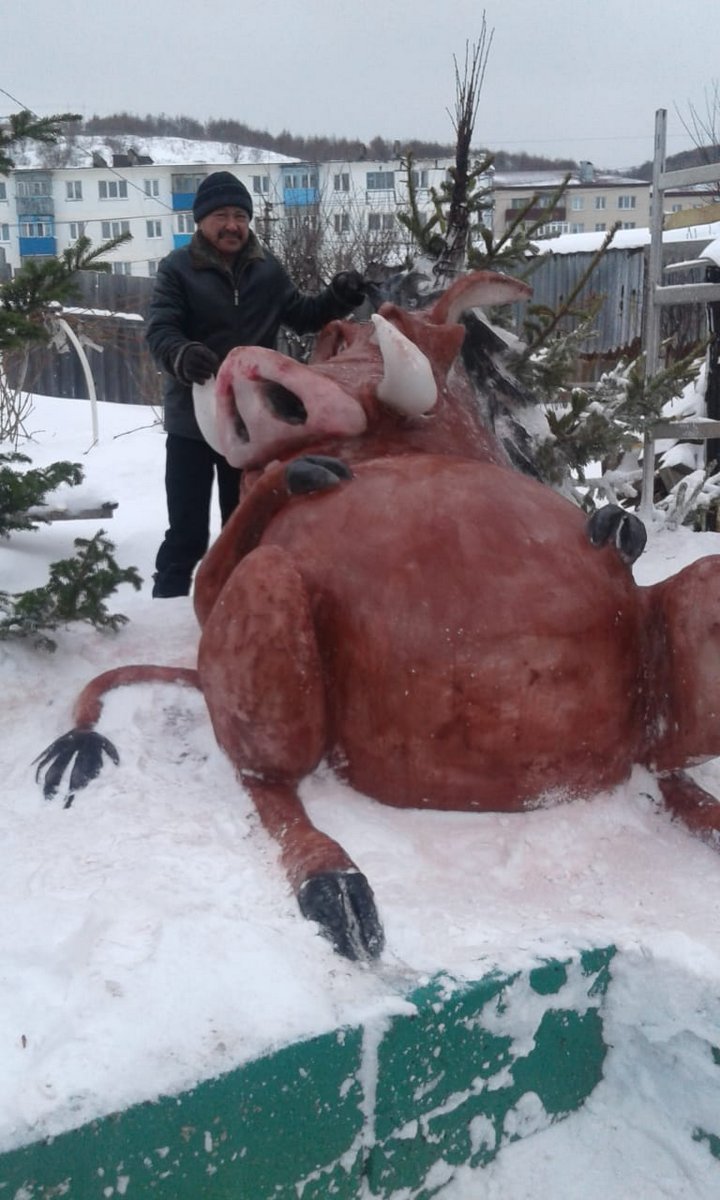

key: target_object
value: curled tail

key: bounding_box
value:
[34,665,200,807]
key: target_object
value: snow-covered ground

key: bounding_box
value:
[3,395,720,1196]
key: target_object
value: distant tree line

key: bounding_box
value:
[629,143,720,181]
[80,111,578,170]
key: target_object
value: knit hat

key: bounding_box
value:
[193,171,254,222]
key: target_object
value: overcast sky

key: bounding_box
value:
[2,0,718,170]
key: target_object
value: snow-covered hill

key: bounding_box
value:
[11,133,298,169]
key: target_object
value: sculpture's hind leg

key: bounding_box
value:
[198,543,384,960]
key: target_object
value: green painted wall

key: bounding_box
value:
[0,948,614,1199]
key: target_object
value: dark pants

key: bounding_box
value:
[153,434,242,597]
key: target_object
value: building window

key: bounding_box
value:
[617,195,636,210]
[66,180,82,201]
[594,196,606,210]
[172,173,206,194]
[571,196,584,211]
[334,212,350,234]
[594,222,607,231]
[146,219,162,238]
[537,221,569,237]
[283,171,318,190]
[621,221,636,229]
[333,173,350,192]
[0,223,9,240]
[20,221,49,237]
[0,182,6,201]
[569,222,585,233]
[367,171,395,191]
[670,203,683,213]
[112,261,132,275]
[177,213,194,234]
[411,169,429,189]
[148,260,160,277]
[252,175,270,194]
[69,221,86,239]
[101,219,130,239]
[17,179,51,197]
[144,179,160,197]
[98,179,128,200]
[368,212,395,231]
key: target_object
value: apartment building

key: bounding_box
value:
[659,183,720,227]
[0,150,455,279]
[1,148,667,280]
[491,163,651,238]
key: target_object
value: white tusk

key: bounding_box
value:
[371,314,437,416]
[192,378,224,455]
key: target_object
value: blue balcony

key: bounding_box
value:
[172,193,197,211]
[283,187,319,208]
[173,233,192,249]
[19,236,57,257]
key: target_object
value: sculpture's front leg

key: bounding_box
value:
[194,456,352,625]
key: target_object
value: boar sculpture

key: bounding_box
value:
[36,271,720,961]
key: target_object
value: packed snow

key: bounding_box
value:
[539,220,720,257]
[3,394,720,1196]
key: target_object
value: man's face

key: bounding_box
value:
[198,206,251,258]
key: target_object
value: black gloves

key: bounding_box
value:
[179,342,220,385]
[331,270,366,309]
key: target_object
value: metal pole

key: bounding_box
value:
[639,109,667,520]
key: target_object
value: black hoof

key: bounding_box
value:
[285,455,353,496]
[33,728,119,808]
[587,504,647,565]
[298,869,385,961]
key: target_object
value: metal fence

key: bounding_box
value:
[520,238,714,379]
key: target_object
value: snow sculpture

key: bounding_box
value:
[35,271,720,961]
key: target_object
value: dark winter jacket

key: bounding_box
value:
[145,231,352,440]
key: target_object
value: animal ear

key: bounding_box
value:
[429,270,532,326]
[192,378,223,455]
[370,314,437,415]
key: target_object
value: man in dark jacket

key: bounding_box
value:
[145,170,365,597]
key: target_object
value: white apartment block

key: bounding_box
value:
[0,152,665,279]
[0,153,456,279]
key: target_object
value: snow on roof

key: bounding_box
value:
[492,170,648,189]
[535,221,720,256]
[11,133,299,170]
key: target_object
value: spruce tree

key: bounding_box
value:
[0,110,141,648]
[397,34,706,514]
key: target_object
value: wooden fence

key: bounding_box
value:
[5,272,163,408]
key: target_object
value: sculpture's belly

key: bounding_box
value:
[265,456,644,811]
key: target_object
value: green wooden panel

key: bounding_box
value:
[0,1027,364,1199]
[0,950,616,1199]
